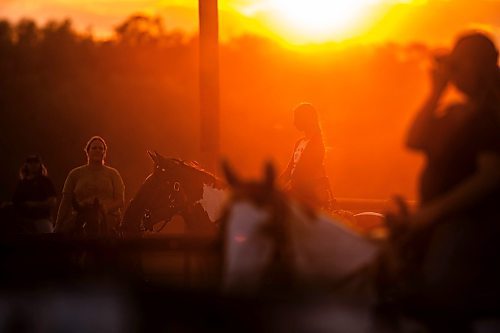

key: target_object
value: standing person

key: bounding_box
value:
[55,136,125,235]
[389,31,500,316]
[280,102,334,210]
[12,154,57,233]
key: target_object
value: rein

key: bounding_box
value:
[127,155,223,234]
[142,180,186,232]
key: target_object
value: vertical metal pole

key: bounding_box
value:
[199,0,220,172]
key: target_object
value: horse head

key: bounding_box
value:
[121,151,224,235]
[220,161,295,294]
[121,151,190,233]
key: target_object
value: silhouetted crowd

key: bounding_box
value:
[1,136,125,236]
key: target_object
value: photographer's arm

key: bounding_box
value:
[406,92,442,150]
[406,63,450,150]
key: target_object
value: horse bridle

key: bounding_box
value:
[141,179,183,232]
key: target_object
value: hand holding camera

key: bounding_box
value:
[430,54,453,98]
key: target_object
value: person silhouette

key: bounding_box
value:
[55,136,125,235]
[12,154,57,233]
[389,31,500,316]
[280,103,334,210]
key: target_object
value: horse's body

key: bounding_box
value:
[121,153,227,236]
[220,162,379,296]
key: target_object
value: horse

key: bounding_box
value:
[120,152,227,236]
[219,161,380,297]
[70,197,108,237]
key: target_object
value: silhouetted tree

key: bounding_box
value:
[15,19,39,48]
[115,14,165,46]
[0,19,13,46]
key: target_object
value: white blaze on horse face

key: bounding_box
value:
[223,201,274,294]
[196,184,228,223]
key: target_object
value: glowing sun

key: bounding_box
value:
[268,0,381,43]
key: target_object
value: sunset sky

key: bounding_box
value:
[2,0,500,200]
[2,0,500,45]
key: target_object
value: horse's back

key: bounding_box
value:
[289,204,379,282]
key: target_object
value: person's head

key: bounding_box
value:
[19,154,47,180]
[293,102,320,134]
[447,31,499,96]
[85,136,107,165]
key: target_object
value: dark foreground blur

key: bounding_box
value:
[0,234,392,333]
[1,234,500,333]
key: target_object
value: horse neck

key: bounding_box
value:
[180,203,218,235]
[177,180,227,235]
[176,165,224,215]
[193,181,227,223]
[264,196,297,284]
[121,196,145,233]
[222,197,293,294]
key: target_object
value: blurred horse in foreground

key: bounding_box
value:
[219,161,379,297]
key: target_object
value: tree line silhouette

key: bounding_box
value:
[0,14,432,203]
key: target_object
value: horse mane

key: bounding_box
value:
[168,157,222,186]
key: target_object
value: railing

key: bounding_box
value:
[0,234,221,290]
[335,197,417,214]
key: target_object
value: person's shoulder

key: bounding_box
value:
[307,133,325,146]
[61,165,85,191]
[38,175,57,192]
[67,165,87,177]
[441,102,467,118]
[311,132,324,142]
[103,165,122,177]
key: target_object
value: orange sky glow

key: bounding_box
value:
[2,0,500,46]
[2,0,500,201]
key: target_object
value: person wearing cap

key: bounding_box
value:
[12,155,57,233]
[280,102,334,211]
[387,31,500,314]
[55,136,125,235]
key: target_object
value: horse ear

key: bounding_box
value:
[221,159,240,187]
[148,150,158,164]
[263,161,276,189]
[154,150,164,160]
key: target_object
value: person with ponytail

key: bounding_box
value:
[280,103,334,211]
